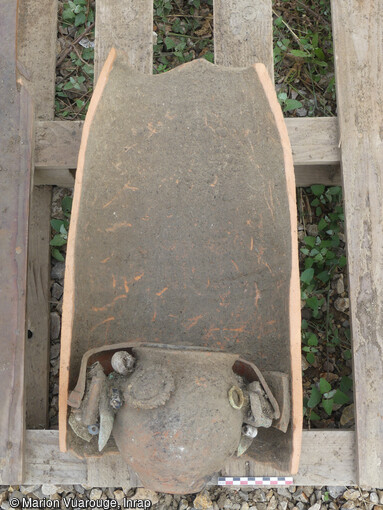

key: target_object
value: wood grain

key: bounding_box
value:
[331,0,383,487]
[18,0,57,429]
[94,0,153,80]
[0,1,33,483]
[1,429,355,485]
[214,0,273,79]
[223,430,356,485]
[34,118,341,187]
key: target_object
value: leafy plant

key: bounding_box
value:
[304,376,352,421]
[50,197,72,262]
[153,0,214,74]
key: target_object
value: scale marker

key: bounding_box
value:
[218,476,293,486]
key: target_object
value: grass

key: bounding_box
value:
[54,0,352,427]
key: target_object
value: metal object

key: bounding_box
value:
[87,424,99,435]
[228,386,245,410]
[245,381,274,429]
[111,351,135,375]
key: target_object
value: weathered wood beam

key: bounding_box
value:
[331,0,383,487]
[4,429,353,485]
[0,0,33,483]
[34,118,341,187]
[18,0,58,430]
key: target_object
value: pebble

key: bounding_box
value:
[341,502,356,510]
[340,404,355,427]
[334,297,349,313]
[50,343,61,360]
[0,494,7,507]
[51,282,63,300]
[73,485,85,494]
[1,502,10,510]
[370,494,380,505]
[280,502,288,510]
[336,275,345,295]
[51,261,66,280]
[309,503,321,510]
[9,491,23,507]
[130,489,159,505]
[89,488,103,500]
[42,485,60,497]
[178,500,189,510]
[50,312,61,340]
[241,504,249,510]
[306,224,319,237]
[268,496,278,510]
[343,490,360,501]
[194,491,213,509]
[378,492,383,505]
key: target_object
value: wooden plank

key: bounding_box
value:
[94,0,153,80]
[288,117,340,166]
[34,118,340,168]
[15,429,355,485]
[0,1,33,483]
[18,0,57,429]
[295,165,341,187]
[17,0,57,120]
[23,430,87,484]
[214,0,273,79]
[331,0,383,487]
[223,430,356,485]
[24,187,52,428]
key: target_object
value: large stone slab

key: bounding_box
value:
[60,49,301,473]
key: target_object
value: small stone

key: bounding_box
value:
[239,492,249,502]
[42,485,60,497]
[334,297,349,313]
[303,488,314,498]
[297,107,308,117]
[302,356,310,371]
[279,503,288,510]
[50,312,61,340]
[370,495,380,505]
[241,504,249,510]
[130,489,159,505]
[178,500,188,510]
[51,262,65,280]
[327,487,346,500]
[50,343,61,360]
[373,506,383,510]
[1,502,10,510]
[9,491,23,507]
[296,503,306,510]
[343,490,360,501]
[0,493,8,507]
[224,500,233,509]
[20,486,40,496]
[306,224,318,236]
[51,282,63,300]
[113,490,124,503]
[341,502,356,510]
[267,496,278,510]
[329,503,339,510]
[336,276,345,295]
[278,489,292,500]
[73,485,85,495]
[378,492,383,505]
[194,491,213,510]
[308,504,321,510]
[89,489,103,500]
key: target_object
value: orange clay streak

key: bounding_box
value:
[156,287,168,296]
[185,314,203,330]
[90,316,115,333]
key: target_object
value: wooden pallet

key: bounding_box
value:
[1,0,382,487]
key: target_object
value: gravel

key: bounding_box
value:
[3,486,383,510]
